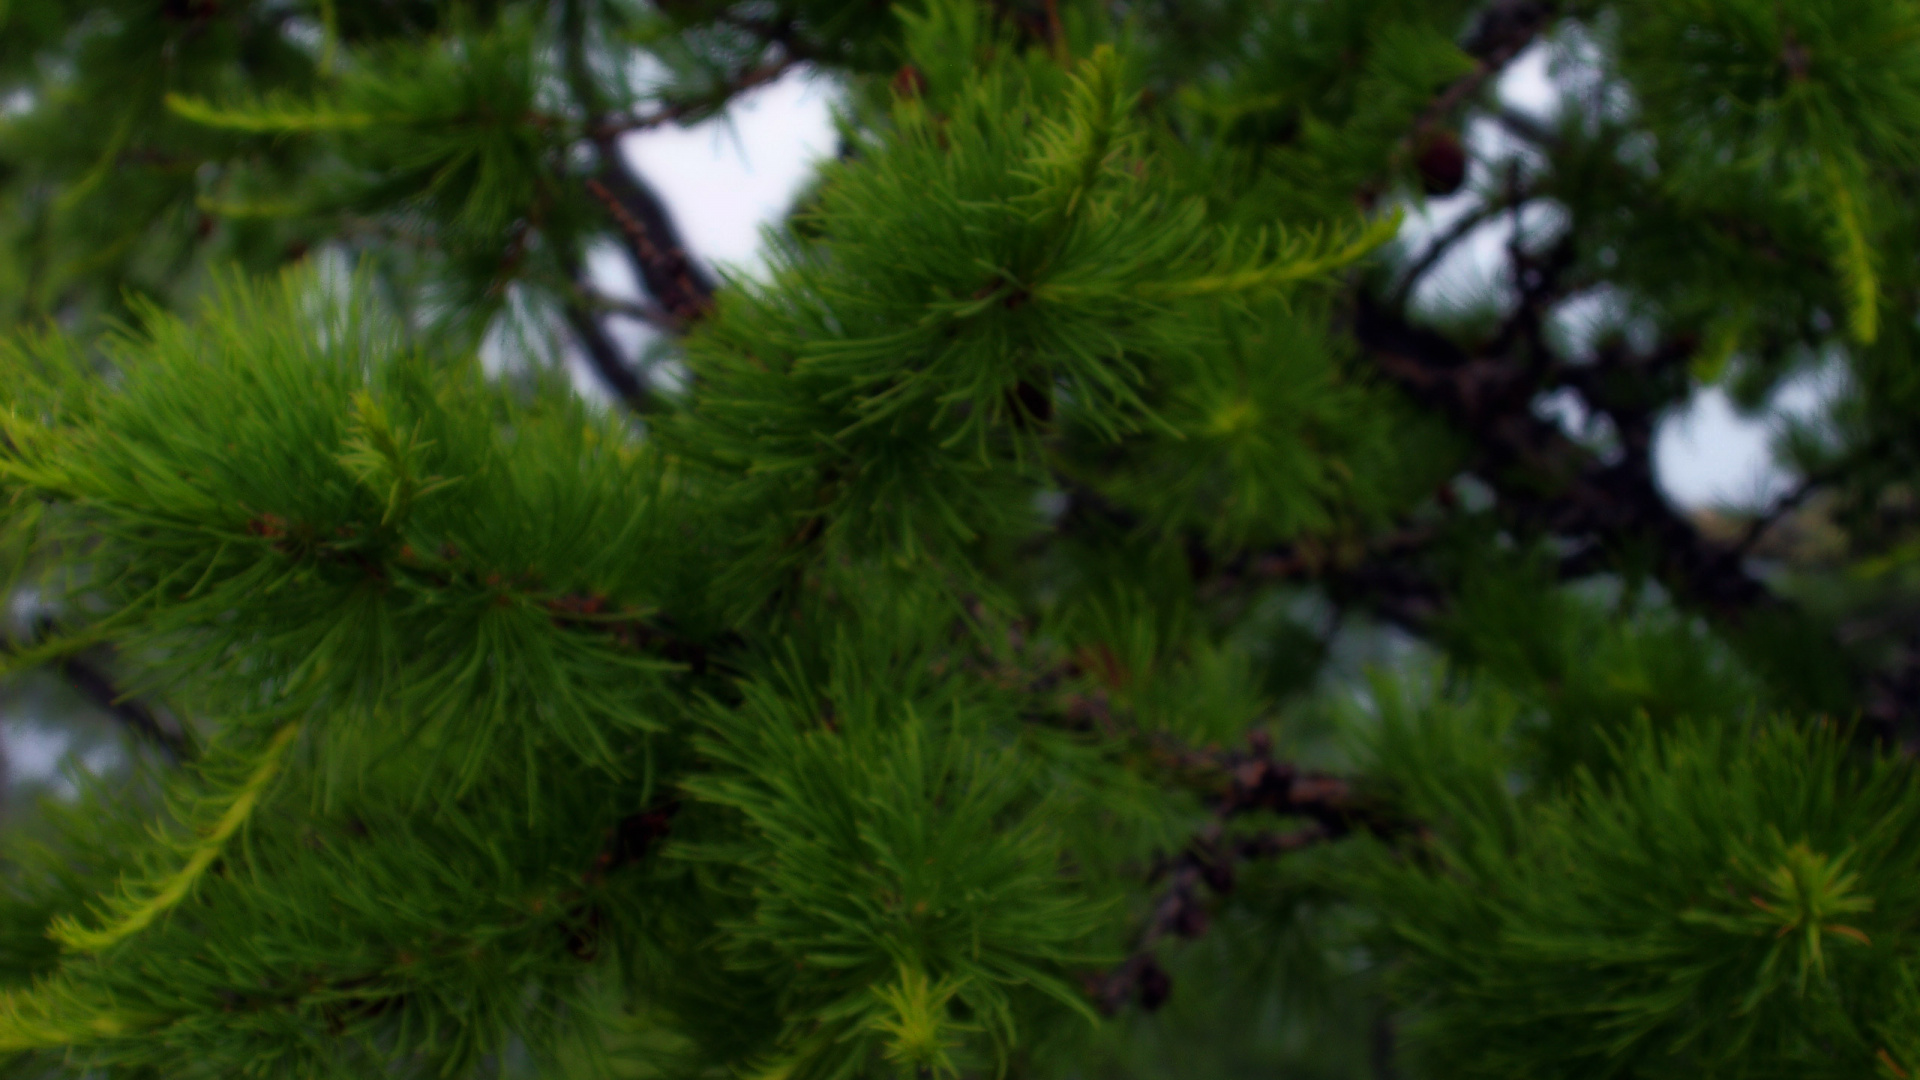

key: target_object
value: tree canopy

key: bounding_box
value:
[2,0,1920,1077]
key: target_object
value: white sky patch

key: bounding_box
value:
[1,720,83,799]
[566,66,838,403]
[619,68,840,274]
[6,724,70,784]
[1655,362,1847,509]
[1407,41,1804,510]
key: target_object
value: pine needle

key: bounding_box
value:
[164,92,379,134]
[1822,160,1880,345]
[0,986,159,1051]
[49,724,302,954]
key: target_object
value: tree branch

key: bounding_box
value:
[589,55,804,139]
[1492,105,1560,150]
[8,614,193,757]
[550,237,658,413]
[572,282,679,333]
[1732,441,1884,559]
[1389,199,1507,307]
[978,626,1417,1014]
[561,300,655,414]
[582,172,716,326]
[52,652,195,763]
[1086,728,1416,1014]
[560,0,717,332]
[1354,294,1773,617]
[8,623,195,763]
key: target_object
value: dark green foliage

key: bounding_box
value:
[5,276,689,796]
[1367,717,1920,1078]
[170,16,558,241]
[684,595,1112,1079]
[2,0,1920,1077]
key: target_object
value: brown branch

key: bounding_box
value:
[561,301,655,413]
[1086,728,1418,1014]
[566,797,681,960]
[51,653,194,763]
[590,56,803,139]
[583,7,814,138]
[1354,249,1920,742]
[1493,104,1560,150]
[1389,199,1510,308]
[1732,441,1884,559]
[553,243,659,413]
[573,284,678,332]
[1355,295,1772,618]
[561,0,717,344]
[1461,0,1558,65]
[583,171,716,327]
[978,625,1416,1014]
[234,516,736,676]
[8,623,196,763]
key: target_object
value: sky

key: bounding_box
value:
[597,45,1829,513]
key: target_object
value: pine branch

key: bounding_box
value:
[1087,729,1416,1014]
[1045,475,1452,636]
[1492,104,1560,149]
[1388,198,1510,308]
[984,632,1415,1014]
[1354,264,1920,744]
[1354,295,1772,615]
[582,172,716,326]
[587,8,816,138]
[561,300,655,413]
[573,283,678,331]
[1731,440,1886,559]
[561,0,716,340]
[10,621,195,763]
[589,55,804,138]
[1229,527,1451,635]
[566,797,679,960]
[50,723,296,951]
[1460,0,1558,65]
[52,652,195,764]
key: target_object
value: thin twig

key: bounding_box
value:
[11,614,194,762]
[1735,480,1821,558]
[590,57,802,139]
[556,0,712,414]
[561,300,656,415]
[1389,199,1506,307]
[54,654,195,763]
[1493,105,1560,149]
[1733,443,1881,558]
[573,282,679,333]
[1084,727,1415,1014]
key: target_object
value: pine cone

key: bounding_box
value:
[1415,131,1469,196]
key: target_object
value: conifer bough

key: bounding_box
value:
[2,0,1920,1076]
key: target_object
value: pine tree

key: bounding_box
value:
[3,0,1920,1075]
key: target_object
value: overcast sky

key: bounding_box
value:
[604,44,1829,513]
